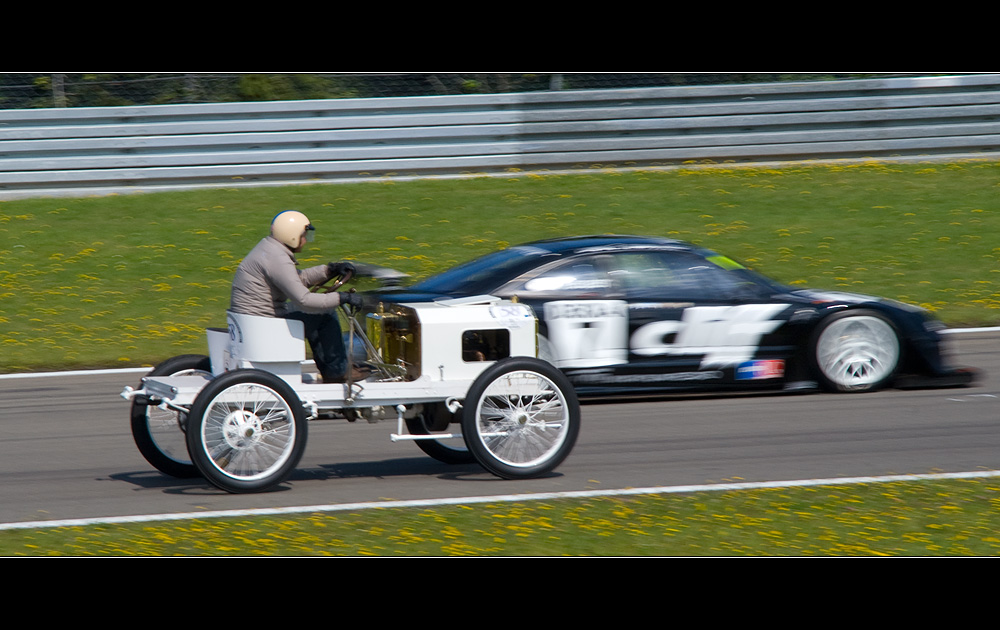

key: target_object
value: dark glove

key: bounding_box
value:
[340,292,363,308]
[328,261,356,277]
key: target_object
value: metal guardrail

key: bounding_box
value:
[1,74,999,199]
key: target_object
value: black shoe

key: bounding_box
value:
[321,366,369,383]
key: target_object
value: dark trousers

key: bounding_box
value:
[283,311,346,381]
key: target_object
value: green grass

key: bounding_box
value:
[4,477,1000,556]
[4,158,1000,556]
[3,159,1000,373]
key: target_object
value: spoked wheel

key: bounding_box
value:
[131,354,212,478]
[186,370,307,493]
[813,310,900,392]
[405,404,476,465]
[462,357,580,479]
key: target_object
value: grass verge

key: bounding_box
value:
[3,477,1000,556]
[2,159,1000,372]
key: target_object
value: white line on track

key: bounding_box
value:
[0,367,149,380]
[3,469,1000,531]
[941,327,1000,334]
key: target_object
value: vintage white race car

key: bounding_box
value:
[122,295,580,494]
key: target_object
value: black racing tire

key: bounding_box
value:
[185,369,308,494]
[462,357,580,479]
[130,354,212,478]
[405,404,476,465]
[811,309,901,393]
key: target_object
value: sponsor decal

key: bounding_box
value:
[544,300,629,368]
[543,301,790,371]
[629,302,695,310]
[630,304,789,368]
[735,359,785,380]
[570,370,724,384]
[545,301,628,320]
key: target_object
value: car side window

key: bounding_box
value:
[609,251,734,300]
[500,256,615,298]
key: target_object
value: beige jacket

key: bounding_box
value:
[230,236,344,317]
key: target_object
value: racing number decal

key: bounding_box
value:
[544,301,629,368]
[489,303,533,328]
[630,304,789,368]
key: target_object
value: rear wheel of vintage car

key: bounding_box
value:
[462,357,580,479]
[131,354,212,479]
[406,404,476,465]
[812,309,900,393]
[186,369,307,493]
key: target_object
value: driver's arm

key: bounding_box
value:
[268,261,345,312]
[298,262,336,289]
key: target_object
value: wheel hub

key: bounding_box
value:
[845,356,877,378]
[817,314,899,391]
[222,410,263,449]
[507,396,536,428]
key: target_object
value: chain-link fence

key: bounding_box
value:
[0,73,920,110]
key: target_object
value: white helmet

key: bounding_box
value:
[270,210,314,249]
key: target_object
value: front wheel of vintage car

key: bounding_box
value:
[186,370,307,493]
[462,357,580,479]
[812,310,900,393]
[131,354,212,479]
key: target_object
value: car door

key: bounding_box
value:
[609,249,793,388]
[491,254,631,370]
[493,248,793,392]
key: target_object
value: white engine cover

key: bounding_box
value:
[405,297,536,381]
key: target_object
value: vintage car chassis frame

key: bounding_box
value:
[121,296,581,494]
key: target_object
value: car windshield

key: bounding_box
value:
[409,246,553,295]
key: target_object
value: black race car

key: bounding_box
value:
[369,235,975,397]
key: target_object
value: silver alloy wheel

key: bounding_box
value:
[472,370,571,468]
[816,315,899,391]
[198,383,297,482]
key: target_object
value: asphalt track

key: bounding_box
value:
[1,330,998,528]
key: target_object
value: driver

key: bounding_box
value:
[230,210,362,383]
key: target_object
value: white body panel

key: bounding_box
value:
[129,297,539,413]
[206,311,308,384]
[403,296,536,382]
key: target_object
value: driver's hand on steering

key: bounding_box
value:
[327,261,356,278]
[340,292,363,308]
